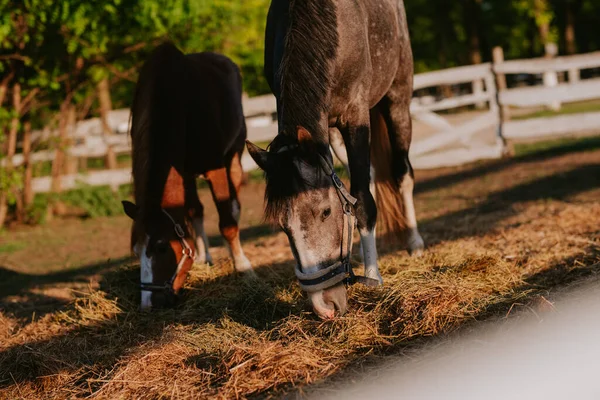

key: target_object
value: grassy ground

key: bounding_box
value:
[0,137,599,398]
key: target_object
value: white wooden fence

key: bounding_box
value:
[496,51,600,140]
[8,49,600,193]
[409,62,503,169]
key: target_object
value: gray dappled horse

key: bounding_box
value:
[247,0,424,319]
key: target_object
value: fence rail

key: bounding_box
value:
[9,48,600,194]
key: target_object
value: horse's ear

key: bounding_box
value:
[297,126,312,146]
[246,140,273,171]
[122,200,138,220]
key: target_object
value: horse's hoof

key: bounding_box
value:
[240,268,258,280]
[365,267,384,285]
[194,253,213,266]
[234,256,254,274]
[406,228,425,257]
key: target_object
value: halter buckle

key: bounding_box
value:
[332,173,343,189]
[174,223,186,238]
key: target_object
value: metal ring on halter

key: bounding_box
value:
[139,209,195,293]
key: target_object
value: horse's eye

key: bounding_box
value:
[322,207,332,221]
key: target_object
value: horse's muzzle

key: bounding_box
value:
[309,283,347,319]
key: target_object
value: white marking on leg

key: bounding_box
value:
[359,227,383,284]
[369,164,376,204]
[400,174,424,254]
[223,233,253,274]
[193,216,212,265]
[136,237,153,310]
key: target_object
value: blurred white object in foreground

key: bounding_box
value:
[314,277,600,400]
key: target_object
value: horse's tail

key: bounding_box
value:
[370,106,407,243]
[130,41,186,208]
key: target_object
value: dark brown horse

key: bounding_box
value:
[122,42,254,309]
[247,0,424,319]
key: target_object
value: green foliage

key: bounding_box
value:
[60,184,124,218]
[23,194,50,225]
[407,0,600,72]
[0,241,26,253]
[1,0,600,227]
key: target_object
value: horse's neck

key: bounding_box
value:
[160,166,186,209]
[275,0,337,144]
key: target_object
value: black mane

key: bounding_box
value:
[130,42,187,241]
[279,0,338,141]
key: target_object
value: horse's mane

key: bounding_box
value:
[279,0,338,141]
[129,42,186,242]
[262,0,338,221]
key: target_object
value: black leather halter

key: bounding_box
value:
[292,152,380,292]
[139,209,195,294]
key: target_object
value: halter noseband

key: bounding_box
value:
[139,209,195,294]
[281,146,380,292]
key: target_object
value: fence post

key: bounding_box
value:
[568,67,580,84]
[98,78,113,135]
[491,47,514,156]
[492,46,510,121]
[543,43,561,111]
[51,101,70,193]
[65,105,79,175]
[473,79,485,109]
[105,145,118,170]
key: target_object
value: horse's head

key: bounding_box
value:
[122,201,195,310]
[247,127,355,319]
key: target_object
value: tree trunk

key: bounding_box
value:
[0,72,13,109]
[22,121,33,208]
[565,0,583,55]
[533,0,551,47]
[51,100,71,193]
[0,83,21,228]
[0,75,12,228]
[465,0,483,65]
[436,1,454,99]
[6,84,20,167]
[465,0,485,108]
[65,104,79,175]
[97,78,113,135]
[565,2,576,55]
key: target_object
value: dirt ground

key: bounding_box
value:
[0,138,599,399]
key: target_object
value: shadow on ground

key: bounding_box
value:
[1,144,599,396]
[0,256,134,320]
[415,135,600,196]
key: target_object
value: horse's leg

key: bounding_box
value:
[184,176,212,265]
[330,128,377,201]
[380,76,425,255]
[338,104,383,284]
[205,155,253,274]
[330,127,377,262]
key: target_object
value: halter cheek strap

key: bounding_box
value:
[294,152,380,291]
[139,209,195,294]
